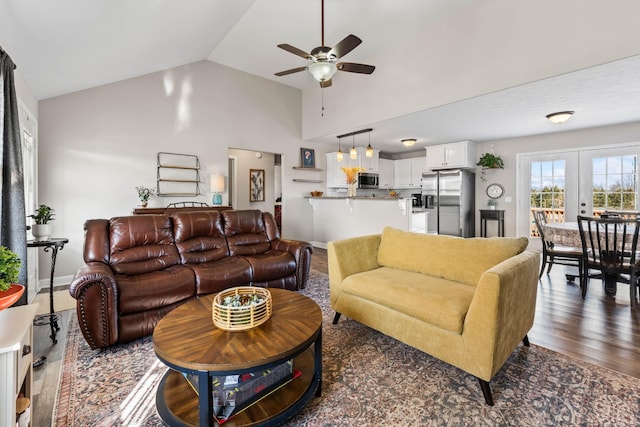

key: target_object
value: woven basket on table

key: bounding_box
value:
[212,286,272,331]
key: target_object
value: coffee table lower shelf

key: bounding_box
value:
[156,349,319,426]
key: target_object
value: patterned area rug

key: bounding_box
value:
[54,271,640,426]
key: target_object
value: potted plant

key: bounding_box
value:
[135,186,155,208]
[477,153,504,182]
[487,199,497,210]
[29,204,55,241]
[0,246,23,310]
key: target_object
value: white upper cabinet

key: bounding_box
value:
[393,157,425,188]
[426,141,477,170]
[326,148,380,188]
[357,147,380,172]
[378,158,395,189]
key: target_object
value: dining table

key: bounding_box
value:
[543,221,631,296]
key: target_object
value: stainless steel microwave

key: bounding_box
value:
[358,172,379,189]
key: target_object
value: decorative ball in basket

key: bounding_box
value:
[212,286,272,331]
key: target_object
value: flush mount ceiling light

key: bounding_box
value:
[402,138,417,147]
[546,111,574,124]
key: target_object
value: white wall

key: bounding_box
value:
[228,149,275,212]
[302,1,640,140]
[37,60,334,280]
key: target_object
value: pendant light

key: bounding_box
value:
[350,135,357,160]
[336,136,344,162]
[365,130,374,158]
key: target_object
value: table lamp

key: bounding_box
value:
[210,174,225,205]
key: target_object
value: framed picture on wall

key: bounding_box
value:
[300,148,316,168]
[250,169,265,202]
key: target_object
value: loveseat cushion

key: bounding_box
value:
[223,210,271,255]
[109,216,181,275]
[377,227,529,286]
[171,211,229,263]
[117,265,195,314]
[340,266,475,333]
[243,250,297,282]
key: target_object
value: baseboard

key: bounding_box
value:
[38,274,74,290]
[311,241,327,249]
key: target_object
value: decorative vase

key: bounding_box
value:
[348,183,357,197]
[0,284,25,311]
[31,224,52,241]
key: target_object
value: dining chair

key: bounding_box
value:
[532,211,584,283]
[577,215,640,309]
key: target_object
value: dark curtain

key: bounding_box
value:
[0,46,28,305]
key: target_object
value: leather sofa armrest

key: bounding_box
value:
[271,239,313,289]
[463,249,540,380]
[70,262,119,349]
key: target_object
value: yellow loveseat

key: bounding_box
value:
[328,227,540,405]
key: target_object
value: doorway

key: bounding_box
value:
[517,143,640,237]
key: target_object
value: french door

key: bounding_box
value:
[517,144,640,237]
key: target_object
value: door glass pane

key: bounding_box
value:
[592,155,637,214]
[530,159,566,236]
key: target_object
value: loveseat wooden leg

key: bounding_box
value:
[522,334,530,347]
[332,312,341,324]
[478,378,494,406]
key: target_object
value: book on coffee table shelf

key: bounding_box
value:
[182,359,302,423]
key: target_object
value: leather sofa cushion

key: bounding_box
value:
[223,210,271,256]
[377,227,529,286]
[117,265,195,314]
[340,266,475,333]
[171,211,229,263]
[243,250,296,282]
[109,216,181,275]
[188,257,253,295]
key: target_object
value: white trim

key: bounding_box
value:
[38,274,74,289]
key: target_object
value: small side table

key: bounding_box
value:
[27,238,69,345]
[480,210,505,237]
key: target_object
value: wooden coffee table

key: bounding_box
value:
[153,288,322,427]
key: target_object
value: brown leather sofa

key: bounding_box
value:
[70,210,313,349]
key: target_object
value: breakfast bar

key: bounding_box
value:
[306,197,412,247]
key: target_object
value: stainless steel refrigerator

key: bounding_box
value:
[421,169,475,237]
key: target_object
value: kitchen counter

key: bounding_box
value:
[306,197,413,247]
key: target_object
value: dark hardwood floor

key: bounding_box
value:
[311,247,640,379]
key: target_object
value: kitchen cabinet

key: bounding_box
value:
[393,157,425,188]
[357,147,380,172]
[425,141,477,170]
[378,158,394,189]
[326,149,378,188]
[411,212,427,233]
[0,304,38,427]
[326,153,358,188]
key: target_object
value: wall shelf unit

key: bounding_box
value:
[293,179,323,183]
[292,167,324,172]
[157,152,201,196]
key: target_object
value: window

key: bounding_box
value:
[592,155,637,213]
[530,160,566,234]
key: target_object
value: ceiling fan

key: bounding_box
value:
[274,0,375,88]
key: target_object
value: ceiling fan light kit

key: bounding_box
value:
[308,61,337,82]
[546,111,574,124]
[274,0,375,89]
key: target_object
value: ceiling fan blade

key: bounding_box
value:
[277,44,311,60]
[320,79,332,88]
[274,66,307,77]
[330,34,362,59]
[337,62,376,74]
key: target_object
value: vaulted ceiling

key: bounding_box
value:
[2,0,640,153]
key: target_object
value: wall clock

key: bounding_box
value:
[486,183,504,199]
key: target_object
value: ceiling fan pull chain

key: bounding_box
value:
[321,86,325,117]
